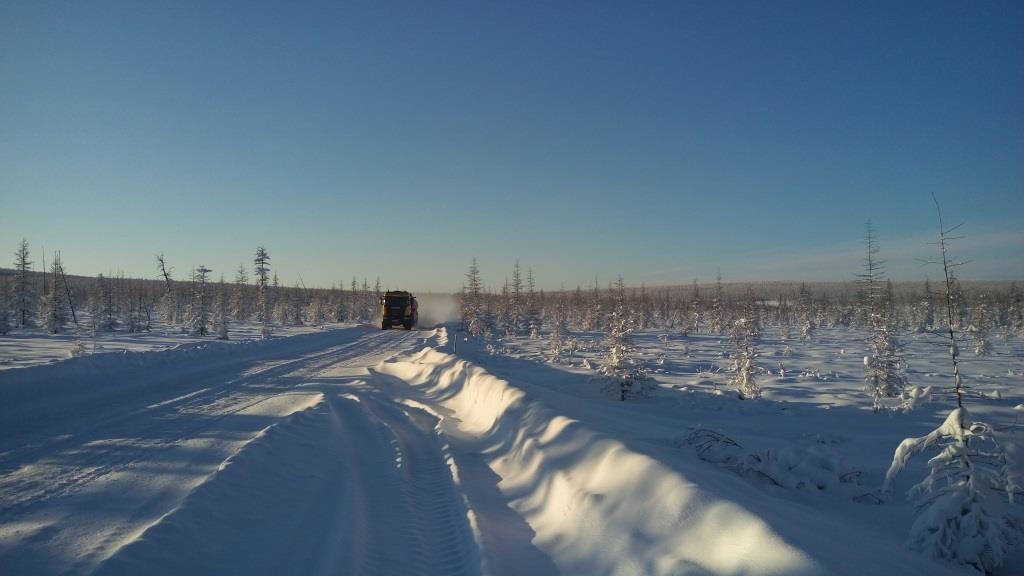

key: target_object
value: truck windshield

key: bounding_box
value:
[385,297,409,306]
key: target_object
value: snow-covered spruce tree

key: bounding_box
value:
[272,296,289,325]
[884,408,1017,574]
[125,282,148,333]
[348,277,360,322]
[526,268,541,339]
[689,280,702,334]
[306,297,326,327]
[254,247,271,338]
[882,197,1019,574]
[0,278,11,335]
[968,295,992,357]
[566,286,582,330]
[231,264,249,322]
[950,279,967,331]
[510,260,525,335]
[584,281,602,331]
[187,266,212,336]
[461,257,485,337]
[214,275,230,340]
[797,283,815,340]
[778,294,792,342]
[599,277,652,401]
[12,238,35,328]
[86,283,102,338]
[497,279,513,337]
[729,314,761,399]
[274,273,285,318]
[710,271,725,334]
[95,273,117,332]
[917,278,936,333]
[288,283,305,326]
[546,293,568,363]
[885,279,898,329]
[156,253,176,325]
[859,223,908,412]
[638,282,653,330]
[331,283,347,323]
[41,254,69,334]
[864,325,909,412]
[362,278,373,322]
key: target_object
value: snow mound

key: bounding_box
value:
[377,347,822,576]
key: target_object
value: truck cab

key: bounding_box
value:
[380,290,418,330]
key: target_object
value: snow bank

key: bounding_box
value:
[377,347,822,576]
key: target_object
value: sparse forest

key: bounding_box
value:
[452,216,1024,574]
[0,241,398,346]
[1,226,1022,574]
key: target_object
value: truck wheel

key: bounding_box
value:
[382,321,390,330]
[403,321,412,330]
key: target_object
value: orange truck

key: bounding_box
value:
[380,290,418,330]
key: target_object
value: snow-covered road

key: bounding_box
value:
[0,327,483,575]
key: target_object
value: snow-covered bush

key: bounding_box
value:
[864,326,909,412]
[899,385,933,412]
[729,317,761,399]
[967,297,993,356]
[546,321,564,363]
[599,278,653,401]
[883,407,1018,573]
[686,427,862,494]
[68,340,89,357]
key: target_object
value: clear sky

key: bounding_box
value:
[2,1,1021,292]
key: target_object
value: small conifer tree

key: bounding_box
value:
[41,254,69,334]
[187,266,212,336]
[729,315,761,399]
[231,264,249,322]
[13,238,35,328]
[599,277,651,401]
[216,282,230,339]
[254,247,271,338]
[883,196,1018,574]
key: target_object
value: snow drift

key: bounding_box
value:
[376,347,821,576]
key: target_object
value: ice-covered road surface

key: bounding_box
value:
[0,327,481,575]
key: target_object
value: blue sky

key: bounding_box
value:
[2,1,1021,292]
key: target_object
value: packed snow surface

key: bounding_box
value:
[1,324,1021,575]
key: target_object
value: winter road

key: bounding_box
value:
[0,327,481,576]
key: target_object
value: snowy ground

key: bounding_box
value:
[0,321,344,371]
[1,324,1021,575]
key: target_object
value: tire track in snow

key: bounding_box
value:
[357,392,481,576]
[0,328,406,469]
[0,329,423,575]
[92,383,481,576]
[0,330,416,516]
